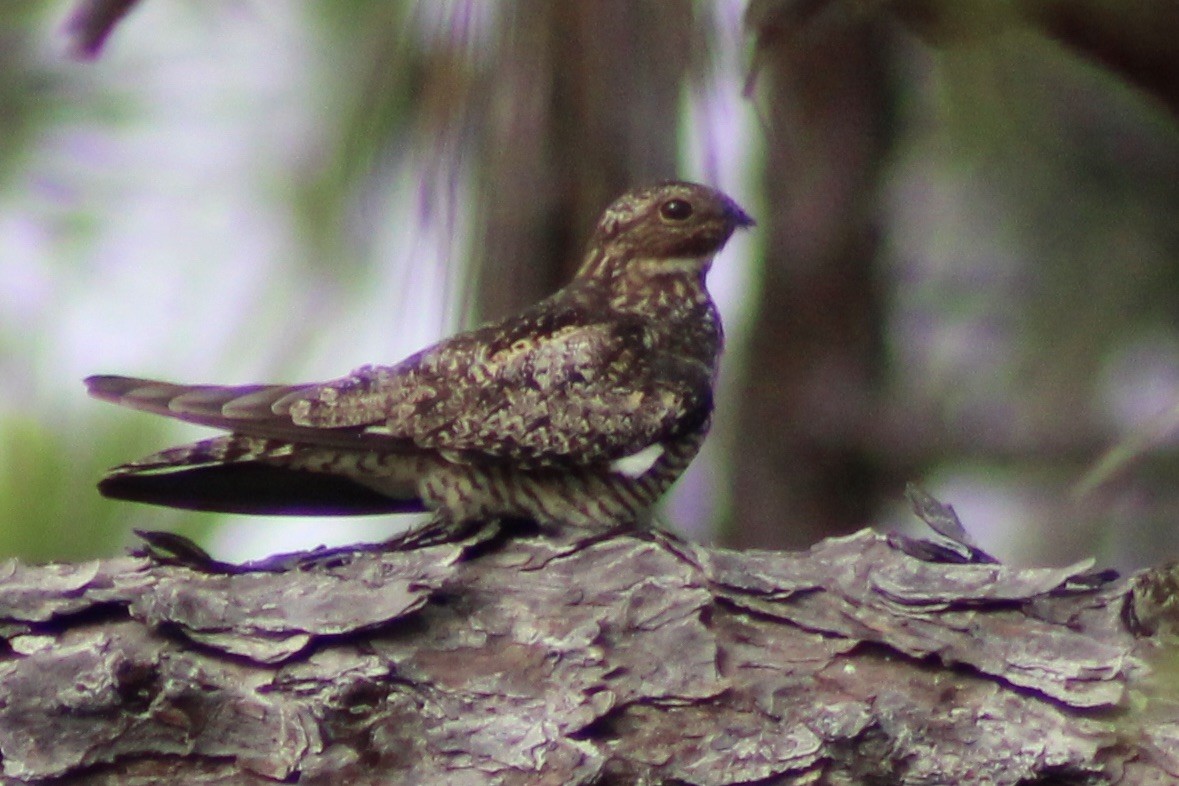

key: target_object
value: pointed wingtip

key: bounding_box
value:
[85,374,139,401]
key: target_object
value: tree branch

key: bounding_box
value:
[1,518,1175,785]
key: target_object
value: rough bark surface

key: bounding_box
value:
[1,517,1177,785]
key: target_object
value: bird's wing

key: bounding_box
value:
[88,321,711,469]
[279,318,713,467]
[84,376,408,451]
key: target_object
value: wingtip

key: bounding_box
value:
[84,374,136,400]
[85,375,187,414]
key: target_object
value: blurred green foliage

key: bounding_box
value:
[0,412,217,561]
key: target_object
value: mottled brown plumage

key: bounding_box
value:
[87,182,753,530]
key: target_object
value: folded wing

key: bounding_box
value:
[87,315,711,492]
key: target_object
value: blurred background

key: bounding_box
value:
[2,0,1178,568]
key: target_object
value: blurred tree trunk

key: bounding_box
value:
[891,0,1179,119]
[724,0,1179,553]
[471,0,695,323]
[726,12,896,549]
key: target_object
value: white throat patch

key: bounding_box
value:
[633,256,710,275]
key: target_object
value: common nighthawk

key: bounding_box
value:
[87,182,753,531]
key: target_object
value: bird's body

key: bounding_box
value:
[88,182,752,531]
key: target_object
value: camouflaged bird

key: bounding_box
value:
[87,181,753,530]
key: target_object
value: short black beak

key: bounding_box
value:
[726,198,755,229]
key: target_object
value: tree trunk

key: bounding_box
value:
[729,9,893,550]
[470,0,694,324]
[1,517,1173,785]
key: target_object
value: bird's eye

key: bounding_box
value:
[659,198,693,222]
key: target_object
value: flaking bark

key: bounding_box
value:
[0,521,1176,785]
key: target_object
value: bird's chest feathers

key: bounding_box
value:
[612,258,712,313]
[609,264,723,365]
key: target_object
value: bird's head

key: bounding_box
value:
[577,181,754,283]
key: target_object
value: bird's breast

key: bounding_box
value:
[413,427,708,530]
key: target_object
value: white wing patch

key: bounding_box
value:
[608,443,665,478]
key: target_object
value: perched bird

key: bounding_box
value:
[87,181,753,531]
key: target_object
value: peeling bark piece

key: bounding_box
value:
[0,528,1170,784]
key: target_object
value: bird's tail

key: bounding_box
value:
[99,435,426,516]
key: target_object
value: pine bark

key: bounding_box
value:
[1,519,1175,785]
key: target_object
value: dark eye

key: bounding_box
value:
[659,198,693,222]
